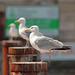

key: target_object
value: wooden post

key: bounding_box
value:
[2,40,22,75]
[8,47,37,62]
[10,62,47,75]
[8,47,48,75]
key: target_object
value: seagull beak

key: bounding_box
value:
[15,20,19,23]
[25,29,30,32]
[8,25,11,27]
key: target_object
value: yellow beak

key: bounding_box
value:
[8,25,11,27]
[15,20,19,23]
[25,29,30,32]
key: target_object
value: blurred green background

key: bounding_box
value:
[0,0,75,75]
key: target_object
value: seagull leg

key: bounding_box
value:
[25,41,29,48]
[9,37,13,41]
[48,50,52,63]
[27,40,30,47]
[41,53,43,62]
[49,53,51,63]
[25,41,28,47]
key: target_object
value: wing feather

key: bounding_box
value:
[21,30,30,38]
[35,36,63,50]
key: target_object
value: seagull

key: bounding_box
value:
[25,25,71,62]
[8,23,18,40]
[15,17,30,47]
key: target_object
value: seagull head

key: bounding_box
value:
[15,17,26,24]
[8,23,15,27]
[25,25,39,32]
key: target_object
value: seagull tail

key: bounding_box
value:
[51,46,72,51]
[62,46,72,50]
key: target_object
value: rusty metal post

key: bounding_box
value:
[2,40,22,75]
[2,42,8,75]
[8,47,37,62]
[10,62,47,75]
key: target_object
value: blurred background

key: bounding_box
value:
[0,0,75,75]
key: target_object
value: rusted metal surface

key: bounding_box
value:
[8,47,37,62]
[8,55,37,62]
[11,72,46,75]
[10,62,47,72]
[2,40,22,47]
[8,47,37,55]
[8,55,29,62]
[2,43,8,75]
[2,40,22,75]
[2,40,47,75]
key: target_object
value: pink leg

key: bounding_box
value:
[49,54,50,63]
[41,53,43,62]
[25,41,29,48]
[27,40,29,47]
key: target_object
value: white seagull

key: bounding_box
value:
[15,17,30,47]
[8,23,18,40]
[25,25,71,62]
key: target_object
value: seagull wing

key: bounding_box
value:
[14,29,18,37]
[21,31,30,38]
[35,36,63,50]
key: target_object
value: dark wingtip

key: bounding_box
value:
[51,46,72,50]
[63,46,72,50]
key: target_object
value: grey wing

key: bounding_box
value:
[21,31,31,38]
[35,36,63,50]
[15,29,18,37]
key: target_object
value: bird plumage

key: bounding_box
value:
[26,25,64,53]
[9,23,18,38]
[25,25,72,62]
[15,17,30,47]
